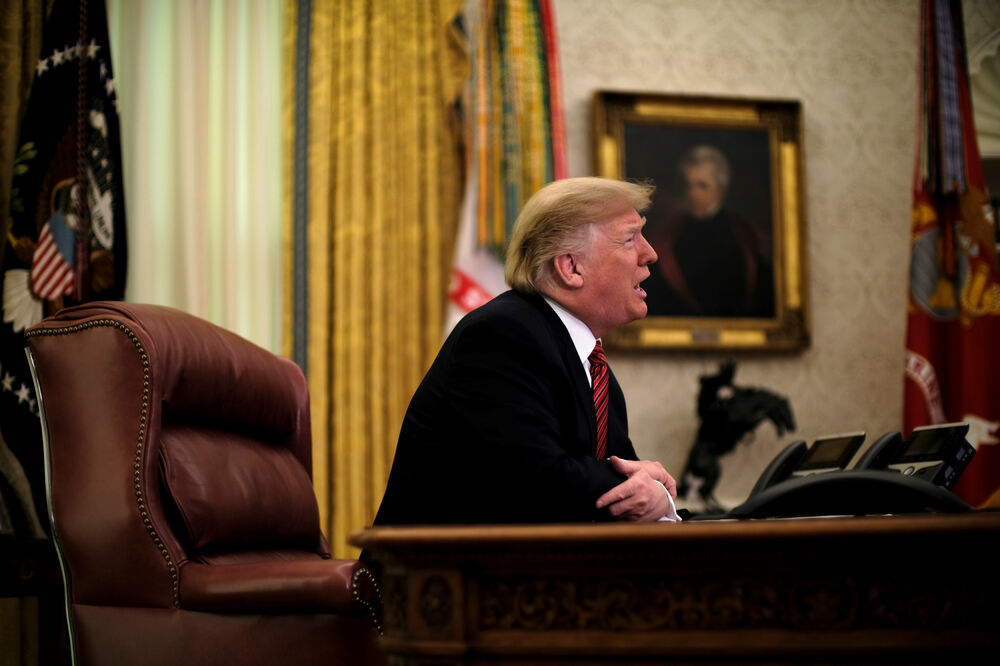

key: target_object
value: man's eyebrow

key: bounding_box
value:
[627,216,647,232]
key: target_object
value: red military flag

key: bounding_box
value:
[904,0,1000,507]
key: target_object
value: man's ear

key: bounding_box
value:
[552,253,584,289]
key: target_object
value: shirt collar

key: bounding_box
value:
[542,295,600,382]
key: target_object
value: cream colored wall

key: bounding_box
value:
[555,0,920,509]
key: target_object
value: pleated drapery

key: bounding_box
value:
[107,0,284,351]
[0,1,46,270]
[286,0,467,556]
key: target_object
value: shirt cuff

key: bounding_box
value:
[654,480,682,522]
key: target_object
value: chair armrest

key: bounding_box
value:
[179,557,378,616]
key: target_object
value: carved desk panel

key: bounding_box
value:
[353,513,1000,665]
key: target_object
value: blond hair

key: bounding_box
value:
[504,177,654,292]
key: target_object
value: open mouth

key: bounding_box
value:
[634,272,650,298]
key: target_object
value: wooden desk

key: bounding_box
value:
[353,512,1000,664]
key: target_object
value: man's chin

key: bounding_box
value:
[628,301,649,323]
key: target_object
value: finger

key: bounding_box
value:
[595,477,636,509]
[608,480,670,521]
[596,486,628,509]
[629,491,668,522]
[614,494,660,521]
[606,486,651,519]
[607,495,641,519]
[662,473,678,498]
[609,456,639,475]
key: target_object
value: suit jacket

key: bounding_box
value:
[372,289,638,525]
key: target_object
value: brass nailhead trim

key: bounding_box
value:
[28,319,180,607]
[352,566,384,635]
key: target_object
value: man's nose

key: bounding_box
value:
[638,234,657,265]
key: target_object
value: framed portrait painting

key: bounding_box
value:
[593,91,809,351]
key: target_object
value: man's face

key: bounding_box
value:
[683,163,723,219]
[577,208,658,338]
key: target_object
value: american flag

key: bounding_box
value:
[0,0,126,543]
[30,212,76,300]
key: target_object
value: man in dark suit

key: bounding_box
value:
[372,177,678,526]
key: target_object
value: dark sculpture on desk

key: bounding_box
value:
[677,362,795,513]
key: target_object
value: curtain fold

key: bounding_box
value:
[106,0,283,351]
[0,0,47,269]
[288,0,467,556]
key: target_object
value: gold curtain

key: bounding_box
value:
[284,0,467,557]
[0,0,52,664]
[0,2,49,661]
[0,0,48,266]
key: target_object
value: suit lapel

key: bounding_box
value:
[521,291,599,452]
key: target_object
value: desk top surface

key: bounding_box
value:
[352,510,1000,552]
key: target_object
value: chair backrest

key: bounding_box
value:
[26,301,326,610]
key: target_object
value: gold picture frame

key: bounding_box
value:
[594,91,809,352]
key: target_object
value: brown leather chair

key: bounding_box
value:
[25,301,385,666]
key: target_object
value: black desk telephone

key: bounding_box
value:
[712,423,976,520]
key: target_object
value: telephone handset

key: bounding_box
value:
[852,430,903,470]
[747,440,808,497]
[747,432,866,497]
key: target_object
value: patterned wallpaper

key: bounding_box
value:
[554,0,923,509]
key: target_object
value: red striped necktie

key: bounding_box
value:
[588,341,609,459]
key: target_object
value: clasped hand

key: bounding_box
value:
[595,456,677,522]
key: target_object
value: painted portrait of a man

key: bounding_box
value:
[624,125,777,320]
